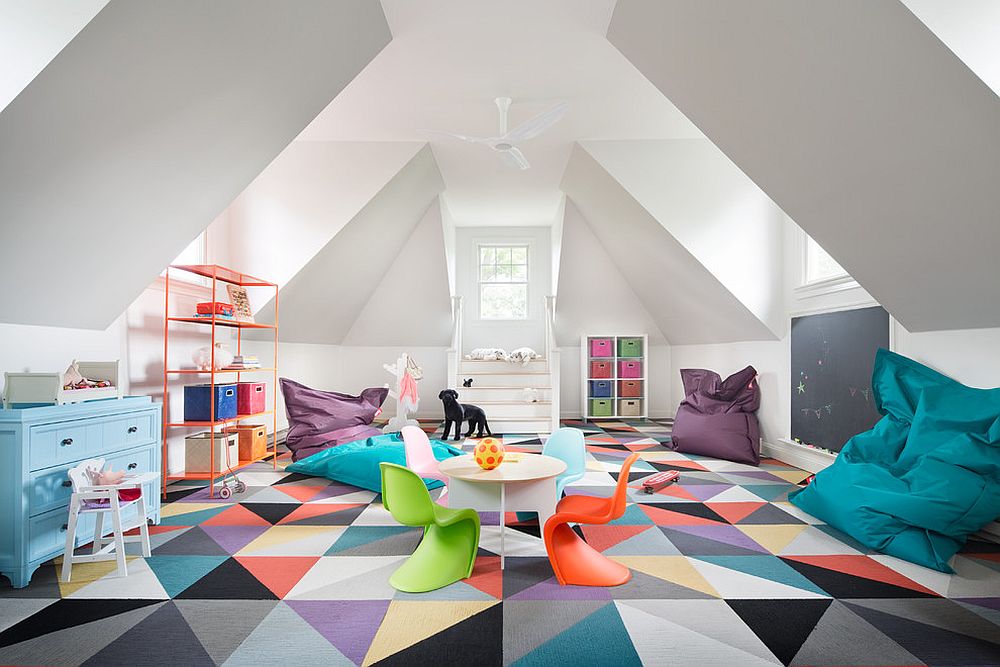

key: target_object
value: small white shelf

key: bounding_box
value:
[581,334,649,420]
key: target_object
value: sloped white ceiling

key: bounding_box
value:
[0,0,391,329]
[561,144,777,345]
[554,199,667,347]
[343,198,452,346]
[608,0,1000,332]
[255,145,446,344]
[581,139,785,338]
[217,141,425,289]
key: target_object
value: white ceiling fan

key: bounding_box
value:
[422,97,568,170]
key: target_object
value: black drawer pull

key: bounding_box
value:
[127,426,138,434]
[60,524,68,531]
[127,462,137,471]
[61,480,72,487]
[60,438,73,446]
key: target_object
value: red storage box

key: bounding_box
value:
[619,360,642,378]
[237,382,266,415]
[197,301,235,317]
[590,338,613,357]
[590,361,612,378]
[619,380,643,397]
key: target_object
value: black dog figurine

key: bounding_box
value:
[438,389,491,441]
[462,378,473,387]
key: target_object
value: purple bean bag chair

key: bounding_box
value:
[280,378,388,461]
[670,366,761,465]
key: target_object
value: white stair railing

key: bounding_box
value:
[544,295,560,432]
[446,295,463,389]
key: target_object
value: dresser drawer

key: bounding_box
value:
[97,410,156,454]
[28,508,70,562]
[29,420,102,470]
[29,463,75,517]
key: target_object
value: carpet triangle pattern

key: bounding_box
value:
[2,419,999,666]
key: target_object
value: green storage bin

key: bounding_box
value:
[618,337,643,357]
[590,398,613,417]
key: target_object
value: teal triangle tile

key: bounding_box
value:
[159,504,233,526]
[287,600,389,665]
[324,525,422,555]
[145,555,229,598]
[608,503,655,526]
[742,484,796,502]
[503,601,610,665]
[512,601,642,666]
[696,555,829,596]
[82,601,214,666]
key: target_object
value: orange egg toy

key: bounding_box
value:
[474,437,505,470]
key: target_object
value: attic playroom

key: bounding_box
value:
[1,1,999,665]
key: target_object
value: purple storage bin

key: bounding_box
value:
[590,338,613,357]
[619,360,642,378]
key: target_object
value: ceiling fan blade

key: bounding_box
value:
[499,146,530,170]
[419,129,492,145]
[502,102,568,143]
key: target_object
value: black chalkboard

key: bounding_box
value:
[790,306,889,452]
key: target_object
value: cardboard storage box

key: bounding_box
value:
[225,424,267,461]
[185,431,239,473]
[619,399,643,417]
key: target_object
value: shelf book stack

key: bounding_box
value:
[162,264,279,498]
[581,334,648,421]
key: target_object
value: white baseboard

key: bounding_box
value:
[762,438,838,474]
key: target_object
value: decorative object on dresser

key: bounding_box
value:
[0,396,162,588]
[581,335,648,420]
[162,263,278,499]
[2,360,123,408]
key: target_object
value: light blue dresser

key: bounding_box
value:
[0,396,161,588]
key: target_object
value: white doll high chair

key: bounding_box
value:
[60,458,159,582]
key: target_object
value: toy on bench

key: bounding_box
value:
[640,470,680,494]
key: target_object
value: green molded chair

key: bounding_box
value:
[379,462,480,592]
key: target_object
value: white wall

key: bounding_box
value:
[455,226,551,353]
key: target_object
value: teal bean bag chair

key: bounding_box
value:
[285,432,463,493]
[789,349,1000,572]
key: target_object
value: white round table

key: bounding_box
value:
[439,453,566,569]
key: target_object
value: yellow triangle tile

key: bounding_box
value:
[736,524,809,553]
[237,525,343,554]
[160,502,232,518]
[585,461,605,471]
[363,600,498,666]
[56,556,140,597]
[770,470,813,484]
[609,556,719,598]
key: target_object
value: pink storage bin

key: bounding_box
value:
[618,360,642,378]
[590,338,613,357]
[237,382,266,415]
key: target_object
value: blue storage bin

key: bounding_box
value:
[589,380,613,398]
[184,383,237,422]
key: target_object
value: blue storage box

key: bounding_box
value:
[589,380,613,398]
[184,383,237,422]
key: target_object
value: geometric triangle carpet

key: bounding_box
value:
[2,419,999,666]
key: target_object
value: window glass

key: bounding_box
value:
[479,244,529,320]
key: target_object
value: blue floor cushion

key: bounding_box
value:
[285,431,463,492]
[790,348,1000,572]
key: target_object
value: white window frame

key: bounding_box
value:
[795,230,858,298]
[477,243,530,321]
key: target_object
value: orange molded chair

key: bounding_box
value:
[542,452,640,586]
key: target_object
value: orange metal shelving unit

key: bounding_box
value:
[161,264,279,498]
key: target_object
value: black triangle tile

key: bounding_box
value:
[373,602,501,666]
[165,485,203,502]
[503,557,557,598]
[283,504,366,526]
[727,598,833,665]
[509,523,541,539]
[82,601,214,666]
[656,502,729,524]
[174,558,278,600]
[843,600,1000,665]
[781,558,937,599]
[0,599,162,648]
[240,502,299,525]
[272,472,316,486]
[152,526,229,556]
[609,471,652,483]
